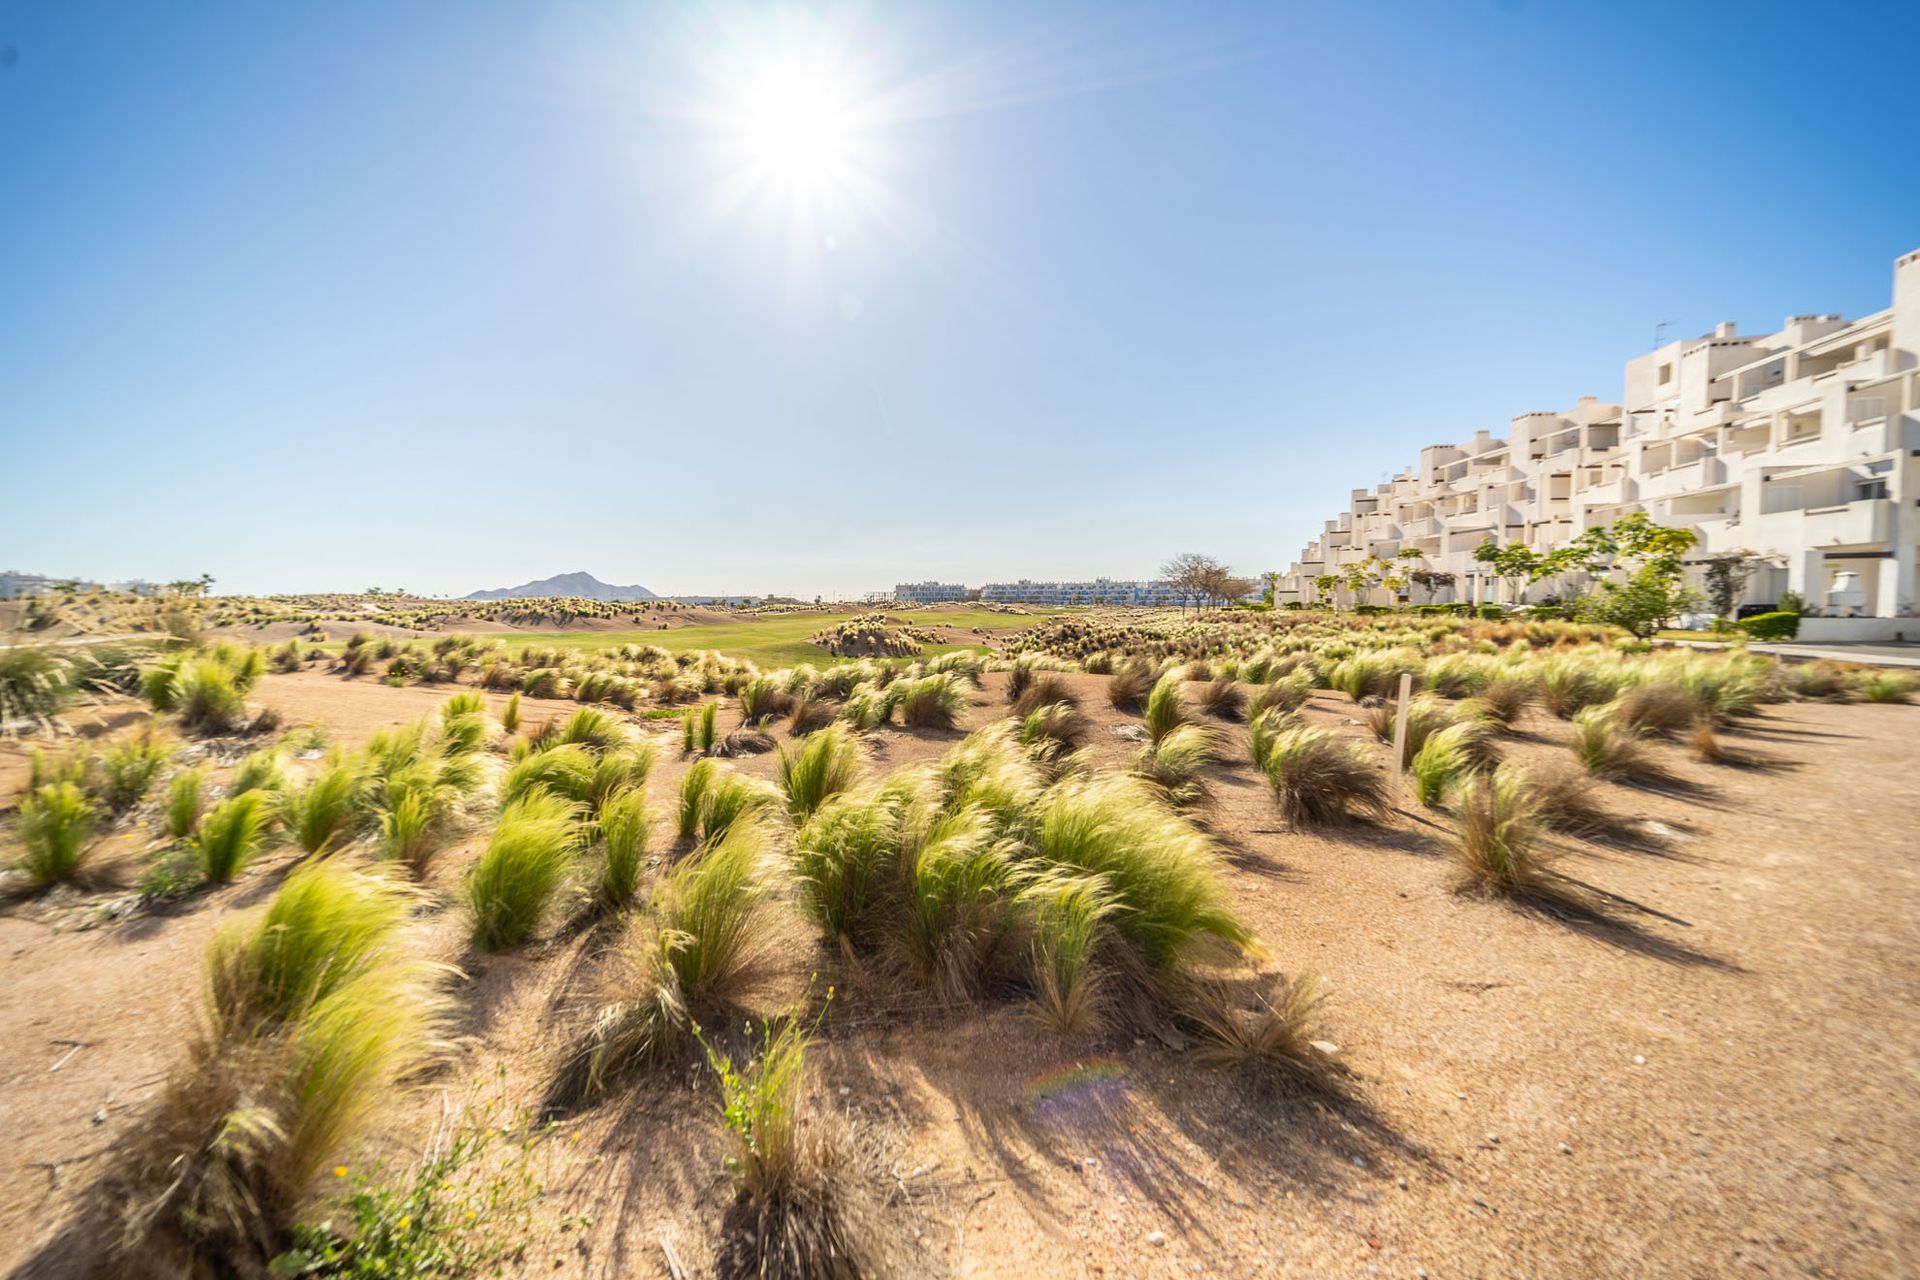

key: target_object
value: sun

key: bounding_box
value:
[738,63,857,189]
[719,54,871,203]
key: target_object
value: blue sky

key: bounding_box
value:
[2,1,1916,598]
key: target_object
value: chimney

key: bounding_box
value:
[1714,321,1737,339]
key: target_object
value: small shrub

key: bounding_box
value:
[1197,677,1247,721]
[1106,664,1151,711]
[500,692,522,734]
[1184,973,1330,1081]
[1010,673,1075,719]
[1259,727,1388,826]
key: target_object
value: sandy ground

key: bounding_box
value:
[2,669,1917,1278]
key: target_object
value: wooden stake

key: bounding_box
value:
[1390,671,1413,778]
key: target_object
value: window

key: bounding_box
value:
[1855,480,1889,501]
[1658,363,1673,385]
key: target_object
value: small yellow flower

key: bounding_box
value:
[397,1216,411,1230]
[465,1209,477,1222]
[333,1165,348,1178]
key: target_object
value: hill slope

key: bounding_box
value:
[464,571,657,602]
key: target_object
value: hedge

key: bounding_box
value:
[1737,611,1800,641]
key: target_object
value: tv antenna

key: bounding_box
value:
[1653,319,1675,350]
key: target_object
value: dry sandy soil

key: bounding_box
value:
[2,668,1917,1278]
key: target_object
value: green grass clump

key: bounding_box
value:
[195,791,275,884]
[1142,670,1190,744]
[500,691,522,733]
[556,706,625,752]
[285,758,369,855]
[500,742,596,809]
[99,732,171,813]
[466,791,582,951]
[1248,672,1313,719]
[700,771,780,845]
[1536,655,1630,719]
[699,701,719,753]
[1409,720,1489,808]
[207,860,417,1032]
[1030,773,1250,975]
[1362,692,1454,760]
[175,658,248,732]
[1017,700,1090,758]
[558,822,771,1104]
[677,758,717,841]
[1449,765,1551,896]
[110,862,445,1272]
[891,672,967,729]
[1258,726,1388,826]
[1020,870,1118,1034]
[166,766,206,838]
[775,724,863,823]
[1569,707,1668,783]
[1855,672,1916,703]
[596,788,653,911]
[14,781,99,887]
[1329,650,1420,702]
[0,645,71,730]
[228,748,287,797]
[1131,722,1215,808]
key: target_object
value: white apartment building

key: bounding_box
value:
[892,581,968,604]
[1275,248,1920,641]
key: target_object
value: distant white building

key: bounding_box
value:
[1275,248,1920,640]
[0,571,53,599]
[980,577,1189,606]
[893,581,967,604]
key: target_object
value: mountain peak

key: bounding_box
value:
[464,572,657,602]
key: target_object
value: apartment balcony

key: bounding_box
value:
[1749,496,1896,550]
[1847,414,1920,454]
[1396,516,1441,539]
[1803,497,1896,547]
[1637,456,1726,500]
[1441,509,1497,533]
[1579,475,1636,507]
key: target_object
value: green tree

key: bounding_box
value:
[1572,514,1701,637]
